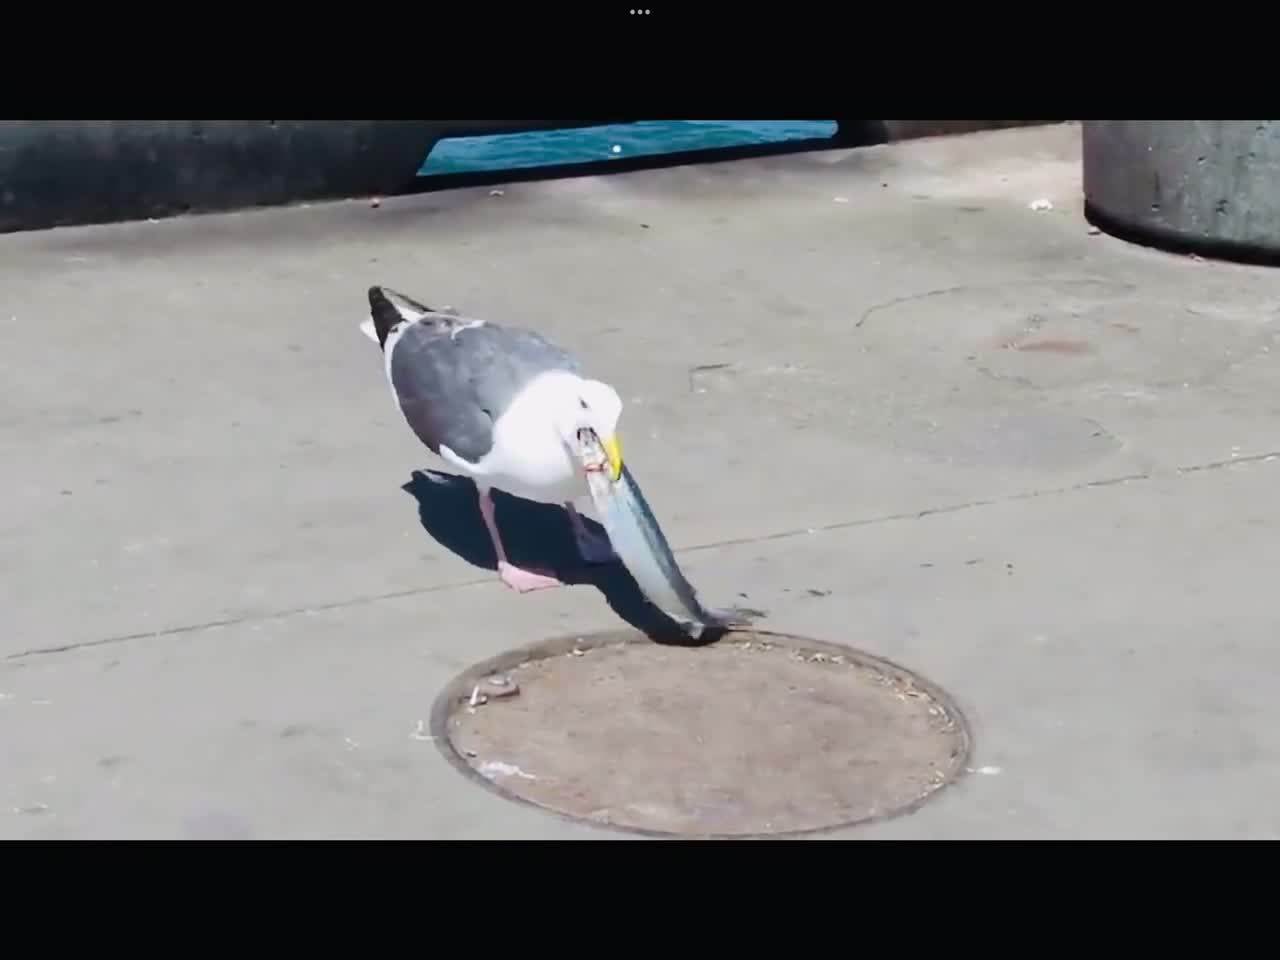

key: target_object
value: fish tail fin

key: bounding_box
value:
[676,604,766,641]
[707,604,767,630]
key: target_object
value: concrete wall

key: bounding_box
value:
[0,120,642,234]
[0,120,1065,234]
[831,120,1062,146]
[885,120,1062,140]
[0,121,437,234]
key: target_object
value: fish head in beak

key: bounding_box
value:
[568,378,624,481]
[574,427,623,481]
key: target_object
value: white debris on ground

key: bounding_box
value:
[1029,198,1054,211]
[465,674,520,711]
[478,760,537,781]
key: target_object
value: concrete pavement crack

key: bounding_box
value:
[683,449,1280,555]
[855,285,971,329]
[8,449,1278,663]
[4,577,494,662]
[680,471,1152,554]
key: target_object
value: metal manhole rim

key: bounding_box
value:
[428,626,974,840]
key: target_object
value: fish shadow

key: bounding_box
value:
[401,469,724,646]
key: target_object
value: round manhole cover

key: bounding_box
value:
[431,629,971,838]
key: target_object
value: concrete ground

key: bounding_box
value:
[4,123,1280,839]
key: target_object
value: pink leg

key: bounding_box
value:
[566,502,617,564]
[477,487,563,592]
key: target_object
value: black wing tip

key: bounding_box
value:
[367,287,403,349]
[368,285,434,313]
[368,285,397,305]
[367,285,441,349]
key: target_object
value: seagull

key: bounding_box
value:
[361,286,623,592]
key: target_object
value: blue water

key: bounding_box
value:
[418,120,838,176]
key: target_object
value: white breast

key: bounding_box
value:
[448,371,587,505]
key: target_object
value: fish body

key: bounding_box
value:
[580,435,760,637]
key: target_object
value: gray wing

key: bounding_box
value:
[388,315,580,464]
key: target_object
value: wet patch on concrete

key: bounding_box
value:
[980,301,1279,393]
[851,281,1277,404]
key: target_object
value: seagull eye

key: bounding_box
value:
[579,397,589,410]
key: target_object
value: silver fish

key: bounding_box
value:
[577,430,761,639]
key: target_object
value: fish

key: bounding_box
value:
[576,429,763,639]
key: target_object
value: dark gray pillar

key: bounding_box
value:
[1083,120,1280,264]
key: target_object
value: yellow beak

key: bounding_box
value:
[602,433,623,481]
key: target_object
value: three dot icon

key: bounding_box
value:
[629,8,651,13]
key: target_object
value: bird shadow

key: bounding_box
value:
[401,469,725,647]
